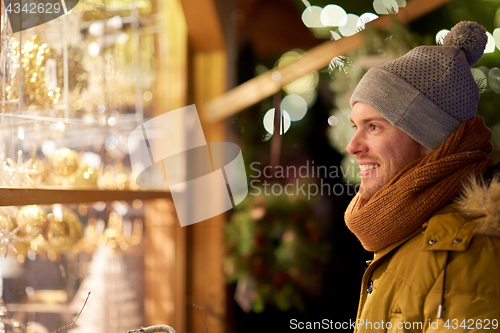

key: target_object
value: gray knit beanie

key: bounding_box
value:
[350,21,488,150]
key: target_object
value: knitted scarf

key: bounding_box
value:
[345,116,493,252]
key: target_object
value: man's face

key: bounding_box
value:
[347,102,431,200]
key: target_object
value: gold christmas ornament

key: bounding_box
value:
[46,206,83,253]
[16,205,48,241]
[5,35,62,111]
[68,162,98,187]
[49,148,79,176]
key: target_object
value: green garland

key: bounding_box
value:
[224,189,331,313]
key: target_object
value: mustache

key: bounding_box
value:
[355,156,380,163]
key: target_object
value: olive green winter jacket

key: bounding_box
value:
[353,178,500,333]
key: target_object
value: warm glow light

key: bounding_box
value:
[89,22,104,37]
[88,42,100,57]
[277,50,319,95]
[108,117,117,126]
[18,127,25,140]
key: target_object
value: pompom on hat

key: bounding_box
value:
[350,21,487,150]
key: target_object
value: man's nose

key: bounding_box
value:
[346,131,366,155]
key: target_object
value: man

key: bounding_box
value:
[344,21,500,332]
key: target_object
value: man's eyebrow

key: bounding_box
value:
[349,116,388,124]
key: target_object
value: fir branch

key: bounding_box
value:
[127,325,176,333]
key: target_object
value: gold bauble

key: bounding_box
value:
[49,148,79,176]
[16,205,48,241]
[68,162,98,187]
[5,35,61,112]
[46,207,83,253]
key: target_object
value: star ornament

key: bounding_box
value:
[0,226,25,258]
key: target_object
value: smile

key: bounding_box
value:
[359,164,379,171]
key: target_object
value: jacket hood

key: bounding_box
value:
[455,174,500,238]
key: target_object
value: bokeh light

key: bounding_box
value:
[302,6,325,28]
[88,42,100,57]
[478,66,491,92]
[89,22,104,37]
[278,51,319,96]
[373,0,399,14]
[330,31,342,41]
[280,94,308,121]
[328,116,338,126]
[339,14,360,37]
[42,140,56,158]
[357,13,378,30]
[494,28,500,51]
[435,29,450,45]
[485,32,496,53]
[105,136,118,150]
[471,68,487,91]
[108,117,117,126]
[263,109,292,135]
[320,5,347,27]
[488,67,500,93]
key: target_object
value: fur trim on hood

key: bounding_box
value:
[455,176,500,238]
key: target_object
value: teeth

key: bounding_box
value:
[360,164,379,171]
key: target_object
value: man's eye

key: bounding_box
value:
[370,125,378,131]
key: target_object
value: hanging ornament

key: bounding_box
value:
[46,206,83,253]
[5,35,62,111]
[49,148,79,177]
[67,162,98,187]
[16,205,48,241]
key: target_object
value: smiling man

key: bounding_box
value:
[343,22,500,332]
[347,103,432,200]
